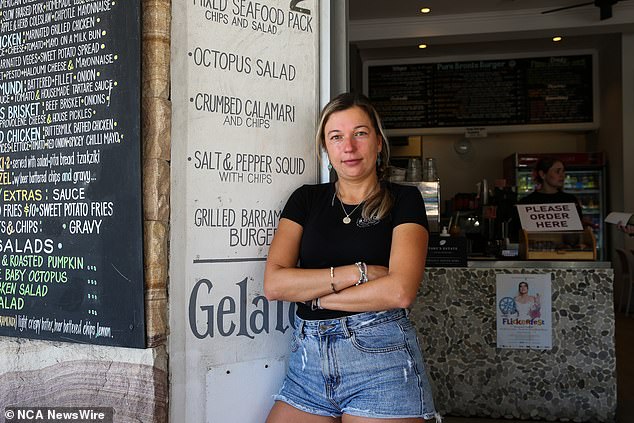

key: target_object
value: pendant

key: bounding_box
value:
[343,216,351,224]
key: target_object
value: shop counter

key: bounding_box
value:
[410,261,615,422]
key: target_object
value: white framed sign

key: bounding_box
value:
[517,203,583,231]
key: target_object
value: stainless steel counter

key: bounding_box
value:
[466,260,612,269]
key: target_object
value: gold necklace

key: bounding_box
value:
[340,200,364,224]
[335,184,376,225]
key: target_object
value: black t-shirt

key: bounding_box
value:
[281,182,429,320]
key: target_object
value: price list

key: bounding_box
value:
[0,0,144,347]
[368,63,434,130]
[367,55,593,130]
[179,0,318,351]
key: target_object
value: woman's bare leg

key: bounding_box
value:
[266,401,341,423]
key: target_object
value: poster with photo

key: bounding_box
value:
[496,273,552,349]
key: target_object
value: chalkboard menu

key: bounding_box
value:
[366,55,594,130]
[0,1,144,347]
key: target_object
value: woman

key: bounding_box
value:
[518,158,583,220]
[264,93,440,422]
[514,281,541,320]
[511,157,586,240]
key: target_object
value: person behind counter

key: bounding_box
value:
[518,158,584,220]
[509,158,586,241]
[263,92,441,422]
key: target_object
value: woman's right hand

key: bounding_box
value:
[618,222,634,235]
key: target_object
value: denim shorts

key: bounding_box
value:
[273,308,440,420]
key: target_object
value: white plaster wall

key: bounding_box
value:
[169,1,324,422]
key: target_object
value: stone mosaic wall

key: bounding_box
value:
[410,265,616,422]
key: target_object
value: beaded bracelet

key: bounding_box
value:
[355,261,368,286]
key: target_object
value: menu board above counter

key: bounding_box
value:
[364,53,597,133]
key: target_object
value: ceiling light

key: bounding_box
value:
[420,7,431,14]
[418,43,428,49]
[552,36,563,42]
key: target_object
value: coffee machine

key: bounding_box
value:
[480,179,518,256]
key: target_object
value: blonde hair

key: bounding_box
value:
[316,92,393,220]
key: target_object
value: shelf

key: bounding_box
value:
[517,189,601,195]
[567,189,600,194]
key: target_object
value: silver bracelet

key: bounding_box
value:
[311,298,322,311]
[355,261,368,286]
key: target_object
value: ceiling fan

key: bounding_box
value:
[542,0,623,20]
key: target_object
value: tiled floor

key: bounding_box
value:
[441,312,633,423]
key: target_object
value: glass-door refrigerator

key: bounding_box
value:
[503,152,606,260]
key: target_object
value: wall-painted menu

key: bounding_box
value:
[0,0,144,348]
[364,54,596,131]
[183,0,318,356]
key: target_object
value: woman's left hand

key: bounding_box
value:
[366,265,389,281]
[319,223,428,312]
